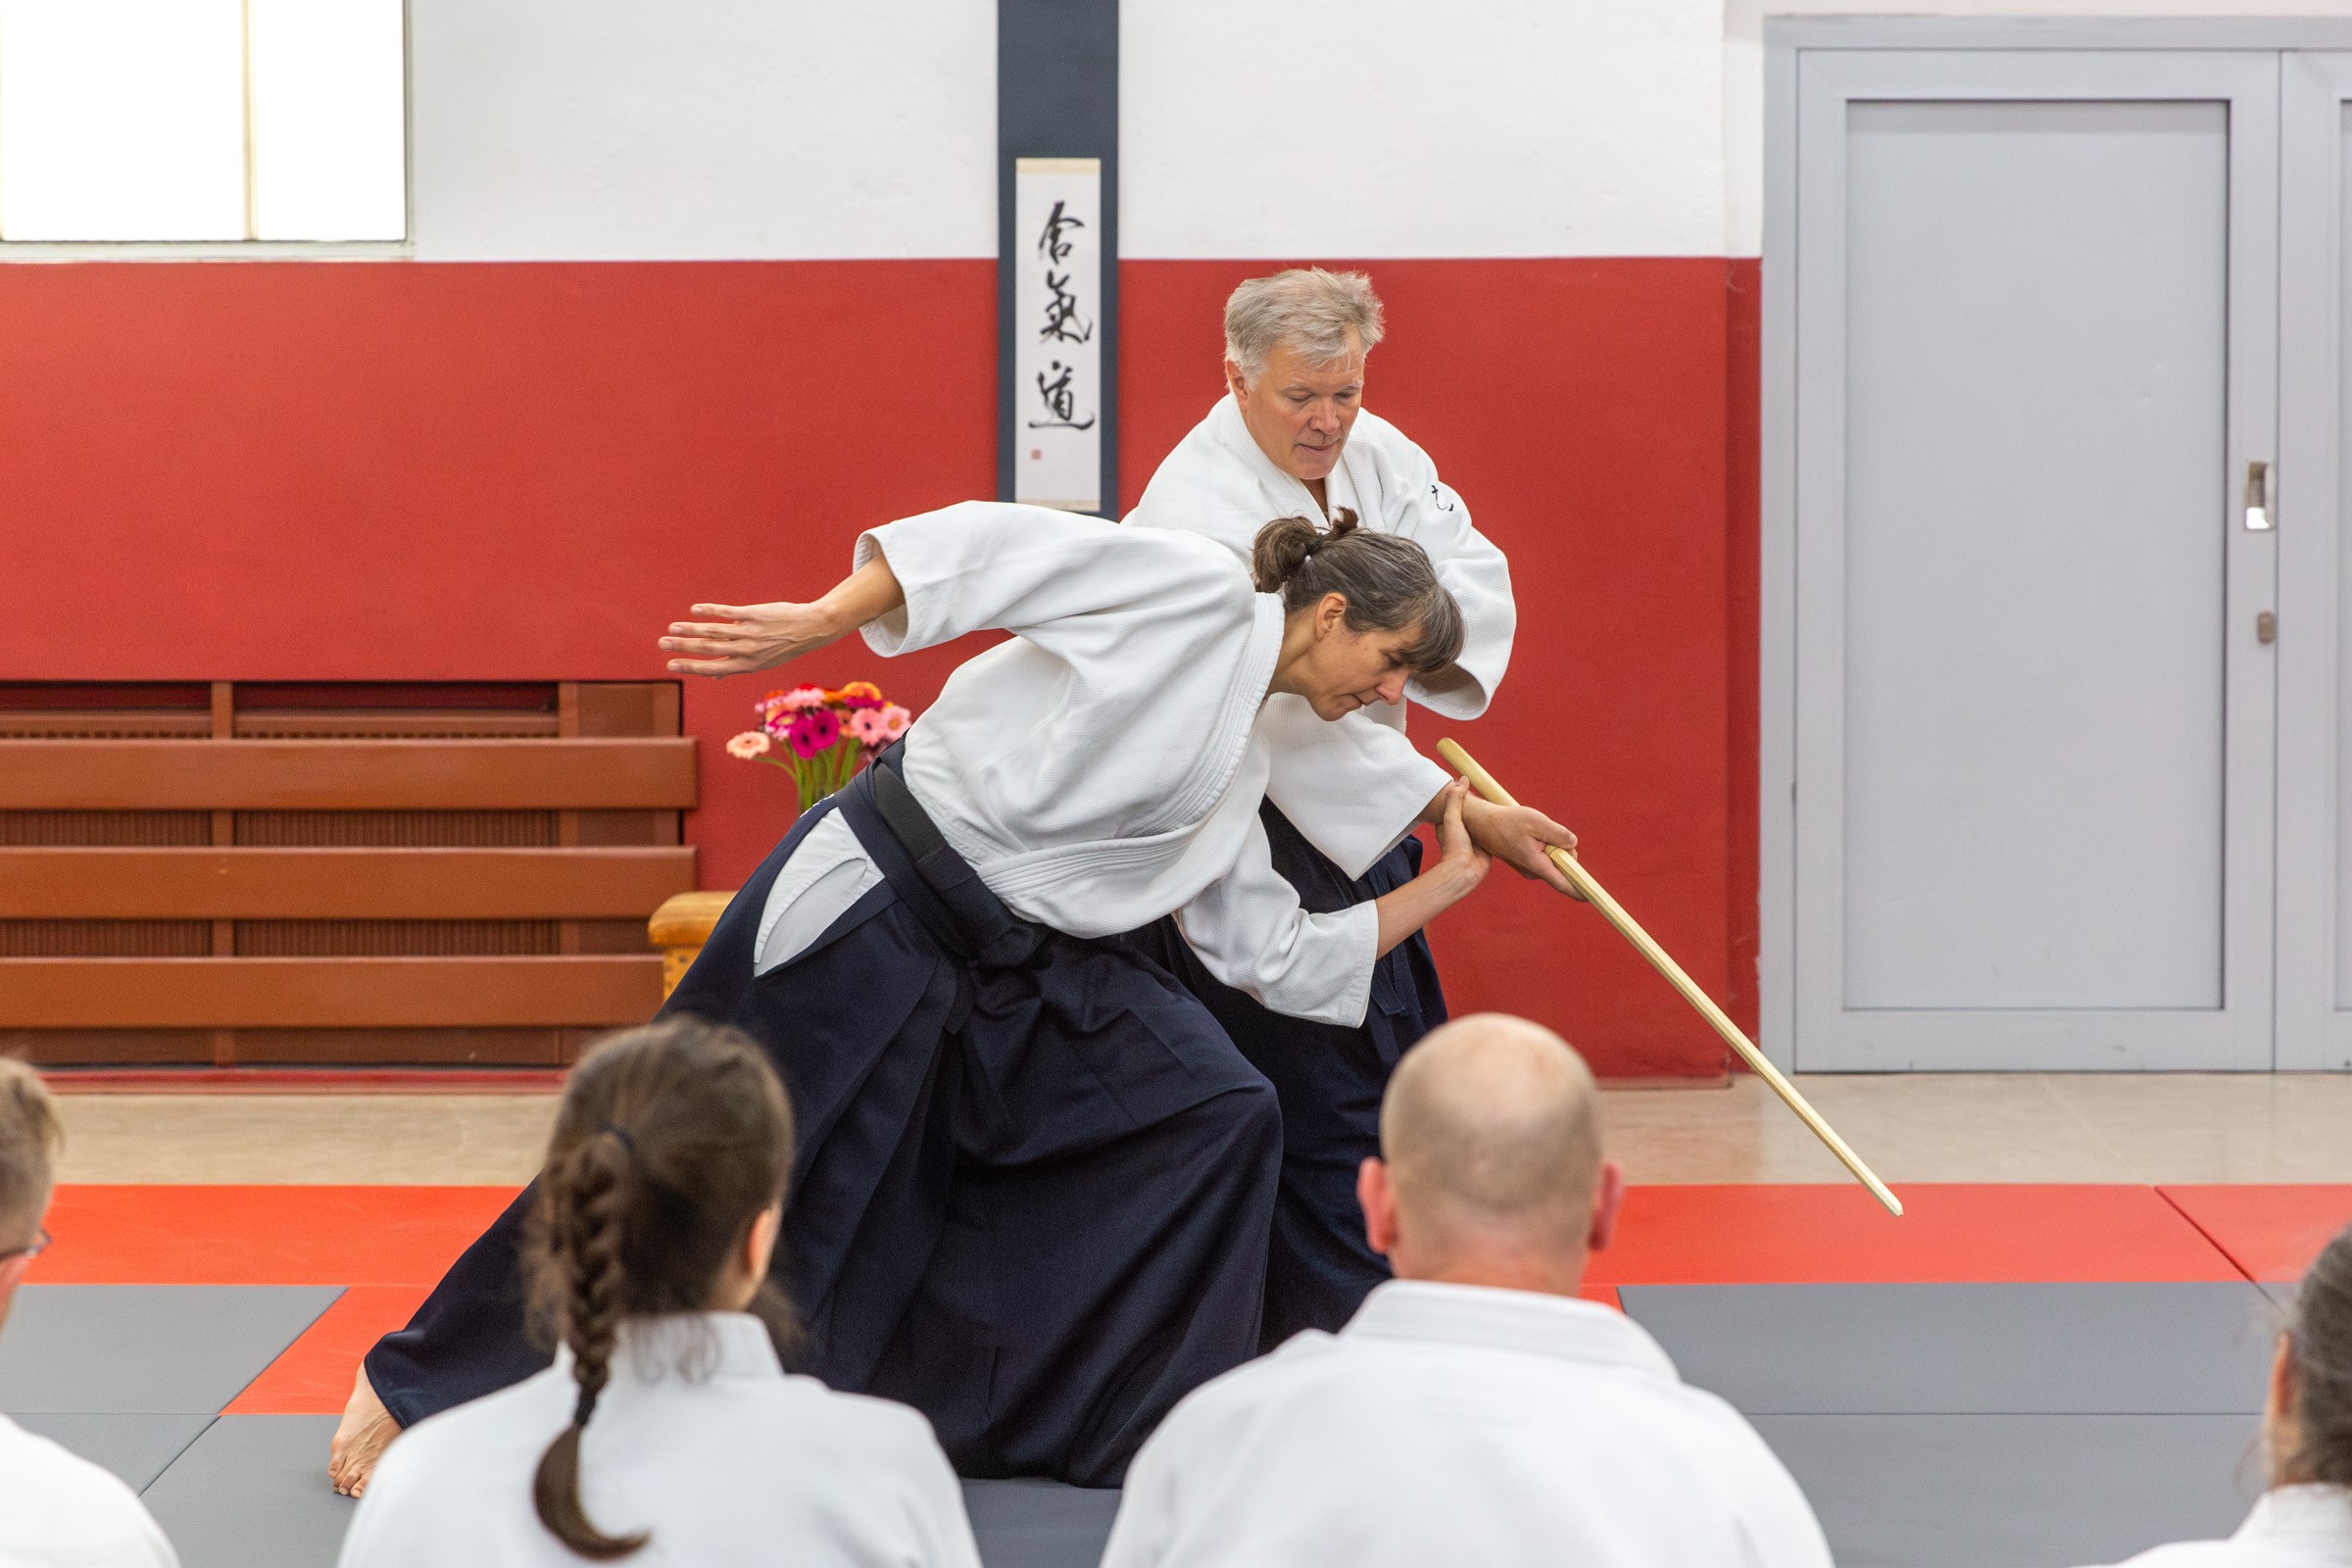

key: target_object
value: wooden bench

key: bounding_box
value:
[0,681,696,1067]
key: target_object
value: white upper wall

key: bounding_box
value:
[1725,0,2352,256]
[400,0,2352,266]
[1120,0,1724,258]
[409,0,996,261]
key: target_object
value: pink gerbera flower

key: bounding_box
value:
[786,708,842,759]
[845,708,892,747]
[878,704,912,740]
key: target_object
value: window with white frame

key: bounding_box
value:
[0,0,406,243]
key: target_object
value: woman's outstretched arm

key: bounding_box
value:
[660,556,905,679]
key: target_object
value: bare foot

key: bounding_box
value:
[328,1363,399,1498]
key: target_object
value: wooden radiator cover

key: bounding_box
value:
[0,681,694,1067]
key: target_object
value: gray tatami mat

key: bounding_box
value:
[0,1285,342,1414]
[1622,1283,2278,1414]
[142,1414,353,1568]
[12,1411,216,1492]
[1753,1412,2262,1568]
[964,1479,1123,1568]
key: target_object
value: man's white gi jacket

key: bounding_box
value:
[1100,1279,1836,1568]
[1127,396,1516,879]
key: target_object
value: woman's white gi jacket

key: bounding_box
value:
[758,502,1379,1027]
[2090,1487,2352,1566]
[337,1312,982,1568]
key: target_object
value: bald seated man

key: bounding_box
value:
[1099,1015,1834,1568]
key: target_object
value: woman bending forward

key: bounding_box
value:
[336,504,1491,1492]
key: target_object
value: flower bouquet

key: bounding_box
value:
[726,681,913,811]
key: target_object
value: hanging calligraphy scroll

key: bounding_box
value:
[1011,156,1102,513]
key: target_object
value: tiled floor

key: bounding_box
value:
[49,1093,560,1185]
[1601,1073,2352,1186]
[49,1071,2352,1186]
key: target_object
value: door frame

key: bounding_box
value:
[2277,52,2352,1070]
[1759,17,2318,1070]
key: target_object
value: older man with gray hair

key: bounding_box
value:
[1099,1014,1834,1568]
[1124,270,1580,1348]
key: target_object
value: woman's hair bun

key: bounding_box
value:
[1250,509,1362,590]
[1250,514,1322,592]
[1245,510,1464,676]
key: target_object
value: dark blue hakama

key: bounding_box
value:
[1121,802,1446,1350]
[366,756,1281,1486]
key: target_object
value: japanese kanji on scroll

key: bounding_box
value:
[1012,156,1102,513]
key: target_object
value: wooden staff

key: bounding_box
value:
[1438,738,1903,1217]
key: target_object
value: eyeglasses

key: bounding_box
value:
[0,1229,52,1267]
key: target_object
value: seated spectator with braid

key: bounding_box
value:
[337,1018,982,1567]
[2083,1221,2352,1567]
[0,1059,181,1568]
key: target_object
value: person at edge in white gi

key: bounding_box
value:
[330,504,1494,1495]
[1121,268,1582,1348]
[0,1058,182,1568]
[338,1019,983,1568]
[1099,1012,1837,1568]
[2077,1220,2352,1568]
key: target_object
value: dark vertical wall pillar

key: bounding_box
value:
[998,0,1118,514]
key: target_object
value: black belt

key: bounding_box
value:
[845,743,1047,971]
[870,747,949,862]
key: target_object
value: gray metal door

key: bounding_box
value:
[1787,51,2278,1070]
[2277,54,2352,1070]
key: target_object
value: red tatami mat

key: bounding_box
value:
[225,1285,435,1415]
[1586,1184,2243,1285]
[32,1183,2251,1291]
[33,1185,520,1286]
[2160,1186,2352,1283]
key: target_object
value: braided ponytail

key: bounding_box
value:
[522,1018,796,1561]
[1250,510,1463,674]
[532,1131,646,1559]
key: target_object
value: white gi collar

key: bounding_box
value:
[550,1311,785,1404]
[1342,1279,1683,1383]
[2236,1485,2352,1546]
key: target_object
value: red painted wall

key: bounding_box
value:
[0,260,1002,906]
[1123,259,1742,1076]
[1,257,1756,1078]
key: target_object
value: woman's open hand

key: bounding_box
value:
[660,601,847,679]
[660,560,906,679]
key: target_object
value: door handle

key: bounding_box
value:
[2245,461,2273,531]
